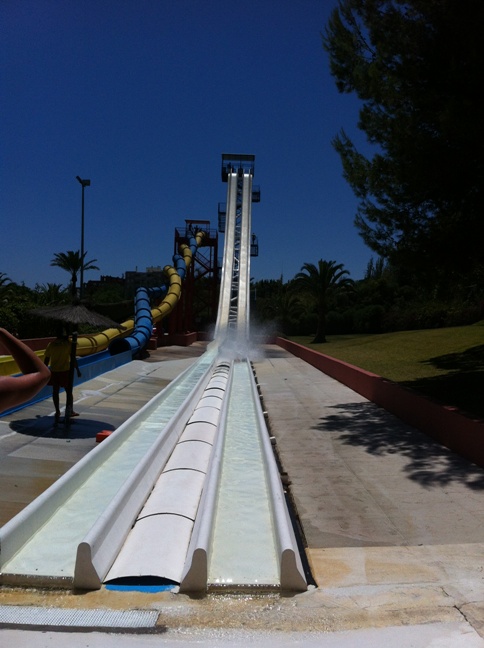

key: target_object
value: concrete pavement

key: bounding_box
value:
[253,346,484,638]
[0,342,483,646]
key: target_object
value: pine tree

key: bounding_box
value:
[323,0,484,290]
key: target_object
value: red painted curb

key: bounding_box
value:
[276,337,484,469]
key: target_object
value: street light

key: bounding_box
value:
[76,176,91,300]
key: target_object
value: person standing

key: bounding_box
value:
[44,327,81,422]
[0,328,51,414]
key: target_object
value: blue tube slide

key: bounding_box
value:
[109,230,204,358]
[109,287,153,357]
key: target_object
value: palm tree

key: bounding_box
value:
[34,283,69,306]
[295,259,353,343]
[50,251,99,300]
[0,272,12,301]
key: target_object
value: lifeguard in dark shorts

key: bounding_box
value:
[44,327,81,422]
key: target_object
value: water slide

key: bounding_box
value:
[0,231,204,416]
[77,230,205,358]
[0,231,205,378]
[0,158,307,594]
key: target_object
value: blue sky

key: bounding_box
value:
[2,0,373,290]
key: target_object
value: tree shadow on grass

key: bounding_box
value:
[313,400,484,490]
[422,344,484,372]
[400,345,484,419]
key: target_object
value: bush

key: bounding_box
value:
[287,312,318,336]
[0,306,20,335]
[326,310,354,334]
[383,300,482,332]
[353,305,385,333]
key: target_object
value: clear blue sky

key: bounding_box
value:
[2,0,373,290]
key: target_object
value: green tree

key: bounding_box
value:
[260,284,304,335]
[322,0,484,290]
[0,272,11,288]
[364,257,386,281]
[295,260,353,343]
[0,281,38,337]
[86,283,125,304]
[50,251,99,299]
[0,273,12,302]
[33,283,69,306]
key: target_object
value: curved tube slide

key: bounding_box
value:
[108,266,181,357]
[75,230,205,358]
[107,287,151,357]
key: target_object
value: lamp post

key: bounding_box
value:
[76,176,91,300]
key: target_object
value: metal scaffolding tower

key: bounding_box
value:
[215,154,259,345]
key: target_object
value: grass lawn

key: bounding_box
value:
[289,320,484,419]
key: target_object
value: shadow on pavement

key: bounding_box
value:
[314,400,484,490]
[9,415,115,440]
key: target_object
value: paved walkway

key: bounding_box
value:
[0,342,483,647]
[253,346,484,637]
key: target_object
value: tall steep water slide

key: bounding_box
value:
[0,156,307,594]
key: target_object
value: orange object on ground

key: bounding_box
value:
[96,430,113,443]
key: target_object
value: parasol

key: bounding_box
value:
[30,303,125,330]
